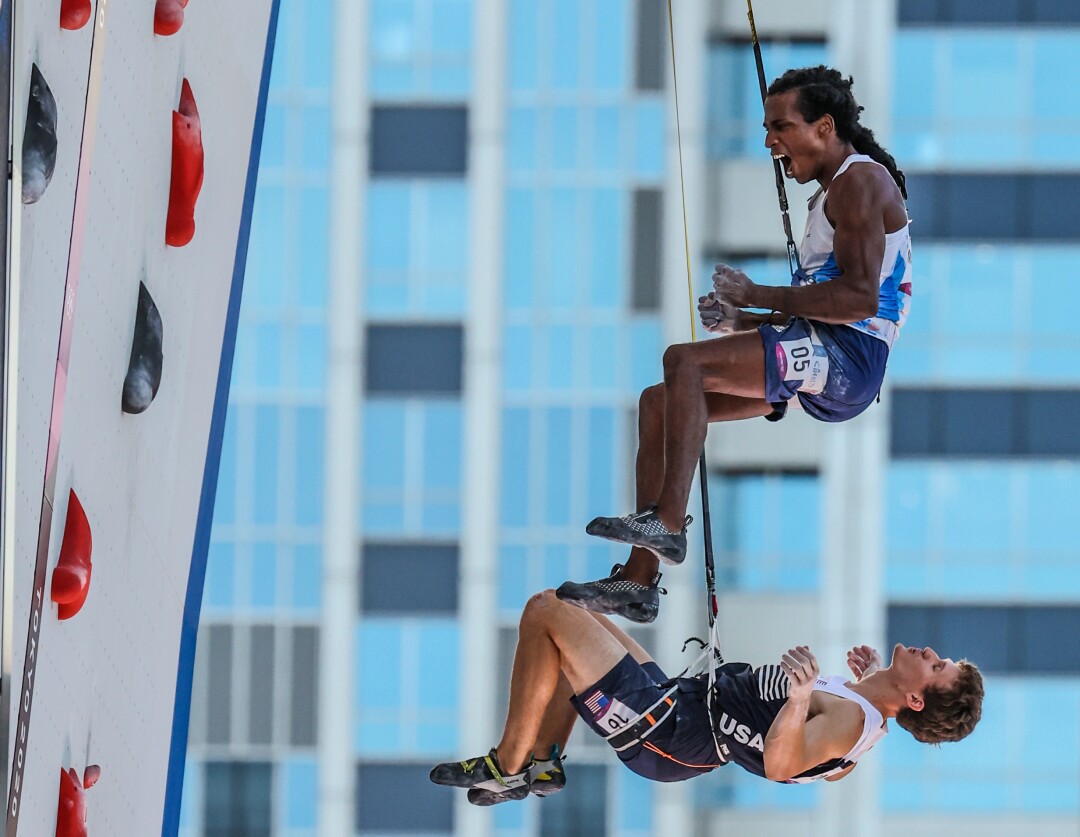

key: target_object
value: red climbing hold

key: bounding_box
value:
[165,78,204,247]
[56,768,87,837]
[51,489,92,621]
[83,764,101,790]
[154,0,189,36]
[60,0,91,31]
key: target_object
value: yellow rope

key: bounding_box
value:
[666,0,697,344]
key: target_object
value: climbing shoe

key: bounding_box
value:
[467,748,566,806]
[585,506,691,566]
[556,564,665,624]
[430,748,530,803]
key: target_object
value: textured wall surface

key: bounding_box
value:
[6,0,277,833]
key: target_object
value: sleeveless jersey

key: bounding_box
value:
[707,663,887,783]
[796,153,912,349]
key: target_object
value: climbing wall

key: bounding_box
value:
[5,0,278,834]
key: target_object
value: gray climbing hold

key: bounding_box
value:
[122,283,164,415]
[23,63,58,205]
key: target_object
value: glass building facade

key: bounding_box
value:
[179,1,1080,835]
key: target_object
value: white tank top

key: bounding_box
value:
[784,675,888,784]
[797,153,912,349]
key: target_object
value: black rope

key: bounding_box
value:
[747,0,802,276]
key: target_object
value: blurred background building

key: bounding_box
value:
[177,0,1080,835]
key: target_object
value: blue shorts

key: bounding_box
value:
[757,319,889,423]
[570,654,722,783]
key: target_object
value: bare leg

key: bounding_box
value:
[524,611,657,761]
[655,331,770,530]
[620,356,771,585]
[495,590,630,774]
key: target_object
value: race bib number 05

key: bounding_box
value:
[775,336,829,396]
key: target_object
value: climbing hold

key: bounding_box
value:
[51,489,92,621]
[60,0,92,30]
[23,64,58,205]
[122,282,164,414]
[165,78,203,247]
[82,765,101,790]
[56,767,87,837]
[154,0,189,36]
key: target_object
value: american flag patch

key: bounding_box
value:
[584,690,610,715]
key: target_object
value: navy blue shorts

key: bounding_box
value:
[757,319,889,423]
[570,654,722,783]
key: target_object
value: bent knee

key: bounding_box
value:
[639,383,665,413]
[662,343,698,377]
[523,589,559,620]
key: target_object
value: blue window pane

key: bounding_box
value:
[205,541,235,609]
[551,106,578,172]
[587,410,613,520]
[423,403,462,489]
[546,325,575,389]
[592,0,626,91]
[508,107,537,173]
[363,403,406,490]
[283,759,317,828]
[294,406,323,526]
[505,188,535,311]
[251,186,286,309]
[296,324,325,392]
[714,474,820,592]
[298,187,328,309]
[589,325,616,391]
[629,319,662,393]
[432,0,472,53]
[498,545,529,614]
[947,35,1022,120]
[256,323,282,388]
[358,623,403,709]
[551,0,580,89]
[292,544,321,610]
[548,189,579,308]
[541,544,571,591]
[1033,35,1080,119]
[508,0,538,91]
[252,542,277,608]
[544,409,572,526]
[590,187,623,308]
[418,622,460,711]
[254,406,280,525]
[592,106,621,172]
[501,409,530,526]
[633,99,664,177]
[367,184,411,271]
[424,185,468,272]
[503,325,532,391]
[302,104,330,171]
[303,0,332,88]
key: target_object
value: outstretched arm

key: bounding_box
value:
[762,647,862,782]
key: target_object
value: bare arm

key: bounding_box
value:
[714,167,895,324]
[762,647,862,782]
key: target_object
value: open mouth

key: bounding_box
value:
[772,152,793,177]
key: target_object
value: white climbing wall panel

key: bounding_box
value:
[5,0,278,833]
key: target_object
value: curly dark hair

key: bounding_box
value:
[895,660,984,745]
[767,65,907,199]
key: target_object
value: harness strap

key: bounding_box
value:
[605,685,679,752]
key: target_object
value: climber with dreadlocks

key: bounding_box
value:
[556,66,912,623]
